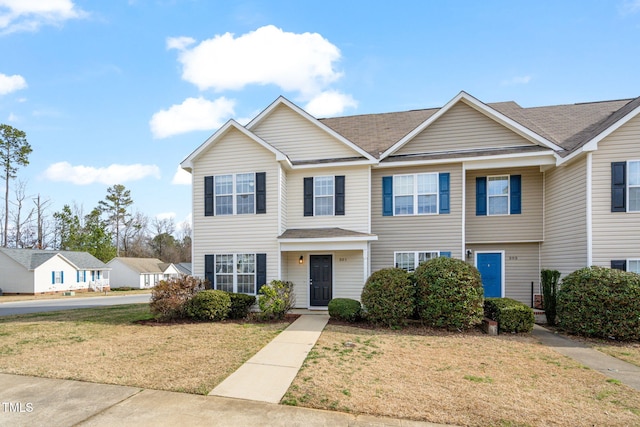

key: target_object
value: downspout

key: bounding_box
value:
[586,152,593,266]
[461,164,466,260]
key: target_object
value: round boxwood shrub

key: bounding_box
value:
[328,298,362,322]
[361,268,414,327]
[185,290,231,321]
[557,266,640,340]
[227,292,256,319]
[414,256,484,330]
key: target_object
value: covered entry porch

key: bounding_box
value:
[278,228,377,309]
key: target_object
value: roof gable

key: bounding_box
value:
[180,120,288,172]
[247,96,376,163]
[381,92,563,159]
[0,248,107,271]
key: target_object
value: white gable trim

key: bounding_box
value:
[376,150,556,169]
[380,91,563,160]
[246,96,377,162]
[180,119,289,171]
[557,103,640,166]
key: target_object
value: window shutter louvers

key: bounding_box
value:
[256,172,266,214]
[52,271,55,284]
[335,175,345,216]
[61,271,64,284]
[439,173,450,214]
[611,162,626,212]
[440,252,451,258]
[204,176,214,216]
[76,271,80,282]
[611,260,627,271]
[510,175,522,214]
[476,177,487,216]
[303,177,314,216]
[256,253,267,294]
[204,255,215,288]
[382,176,393,216]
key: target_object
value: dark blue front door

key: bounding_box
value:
[476,253,502,298]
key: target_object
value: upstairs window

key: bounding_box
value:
[383,173,449,216]
[304,175,345,216]
[205,173,266,216]
[314,176,334,216]
[476,175,521,216]
[488,175,509,215]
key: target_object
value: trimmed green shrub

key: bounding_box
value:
[111,286,133,291]
[185,290,231,321]
[541,269,561,326]
[484,298,534,333]
[557,266,640,340]
[328,298,362,322]
[361,268,414,327]
[149,276,205,321]
[414,256,484,330]
[258,280,296,320]
[227,292,256,319]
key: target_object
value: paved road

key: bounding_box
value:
[0,294,151,316]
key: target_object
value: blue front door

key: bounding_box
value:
[476,253,502,298]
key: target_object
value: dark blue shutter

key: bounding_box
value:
[335,175,345,215]
[61,271,64,284]
[204,176,214,216]
[611,260,626,271]
[439,173,450,214]
[304,177,314,216]
[52,271,55,284]
[611,162,626,212]
[256,253,267,294]
[204,255,215,289]
[382,176,393,216]
[77,271,80,282]
[476,177,487,216]
[256,172,266,214]
[440,251,451,258]
[510,175,522,215]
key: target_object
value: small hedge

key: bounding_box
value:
[328,298,362,322]
[414,257,484,330]
[361,268,414,327]
[484,298,534,333]
[227,292,256,319]
[185,290,231,321]
[557,266,640,340]
[149,276,205,321]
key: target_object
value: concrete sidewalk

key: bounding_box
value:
[0,373,449,427]
[532,325,640,391]
[210,313,329,403]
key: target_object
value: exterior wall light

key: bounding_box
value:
[299,255,304,264]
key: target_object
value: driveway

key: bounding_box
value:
[0,294,151,316]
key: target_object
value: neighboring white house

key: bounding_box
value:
[175,262,192,276]
[107,257,168,289]
[0,248,110,294]
[160,262,181,280]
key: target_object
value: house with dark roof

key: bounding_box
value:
[0,248,110,294]
[180,91,640,309]
[107,257,184,289]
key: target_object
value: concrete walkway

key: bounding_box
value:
[532,324,640,391]
[210,313,329,403]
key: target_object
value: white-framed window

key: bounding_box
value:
[394,251,439,272]
[213,173,256,216]
[314,176,334,216]
[628,161,640,212]
[488,175,509,215]
[627,259,640,274]
[393,173,438,215]
[54,271,63,284]
[215,253,256,294]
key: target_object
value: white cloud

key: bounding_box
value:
[305,90,358,117]
[42,162,161,185]
[149,96,235,139]
[156,212,176,221]
[169,25,343,96]
[501,75,532,86]
[171,166,191,185]
[166,36,195,50]
[621,0,640,14]
[0,0,86,34]
[0,73,26,94]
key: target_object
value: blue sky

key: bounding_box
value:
[1,0,639,231]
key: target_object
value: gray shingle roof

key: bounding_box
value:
[109,257,164,274]
[0,248,108,270]
[319,96,640,159]
[176,263,192,275]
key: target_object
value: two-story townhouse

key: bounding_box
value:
[182,91,640,309]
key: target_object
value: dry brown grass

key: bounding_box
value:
[0,289,151,303]
[593,343,640,367]
[283,324,640,427]
[0,304,288,394]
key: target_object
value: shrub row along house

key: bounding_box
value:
[180,91,640,309]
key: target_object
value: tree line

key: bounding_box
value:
[0,124,191,263]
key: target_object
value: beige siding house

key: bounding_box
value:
[182,92,640,308]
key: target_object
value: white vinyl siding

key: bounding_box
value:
[251,104,361,162]
[395,102,537,156]
[466,167,543,243]
[592,114,640,265]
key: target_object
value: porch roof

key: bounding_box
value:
[278,228,377,242]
